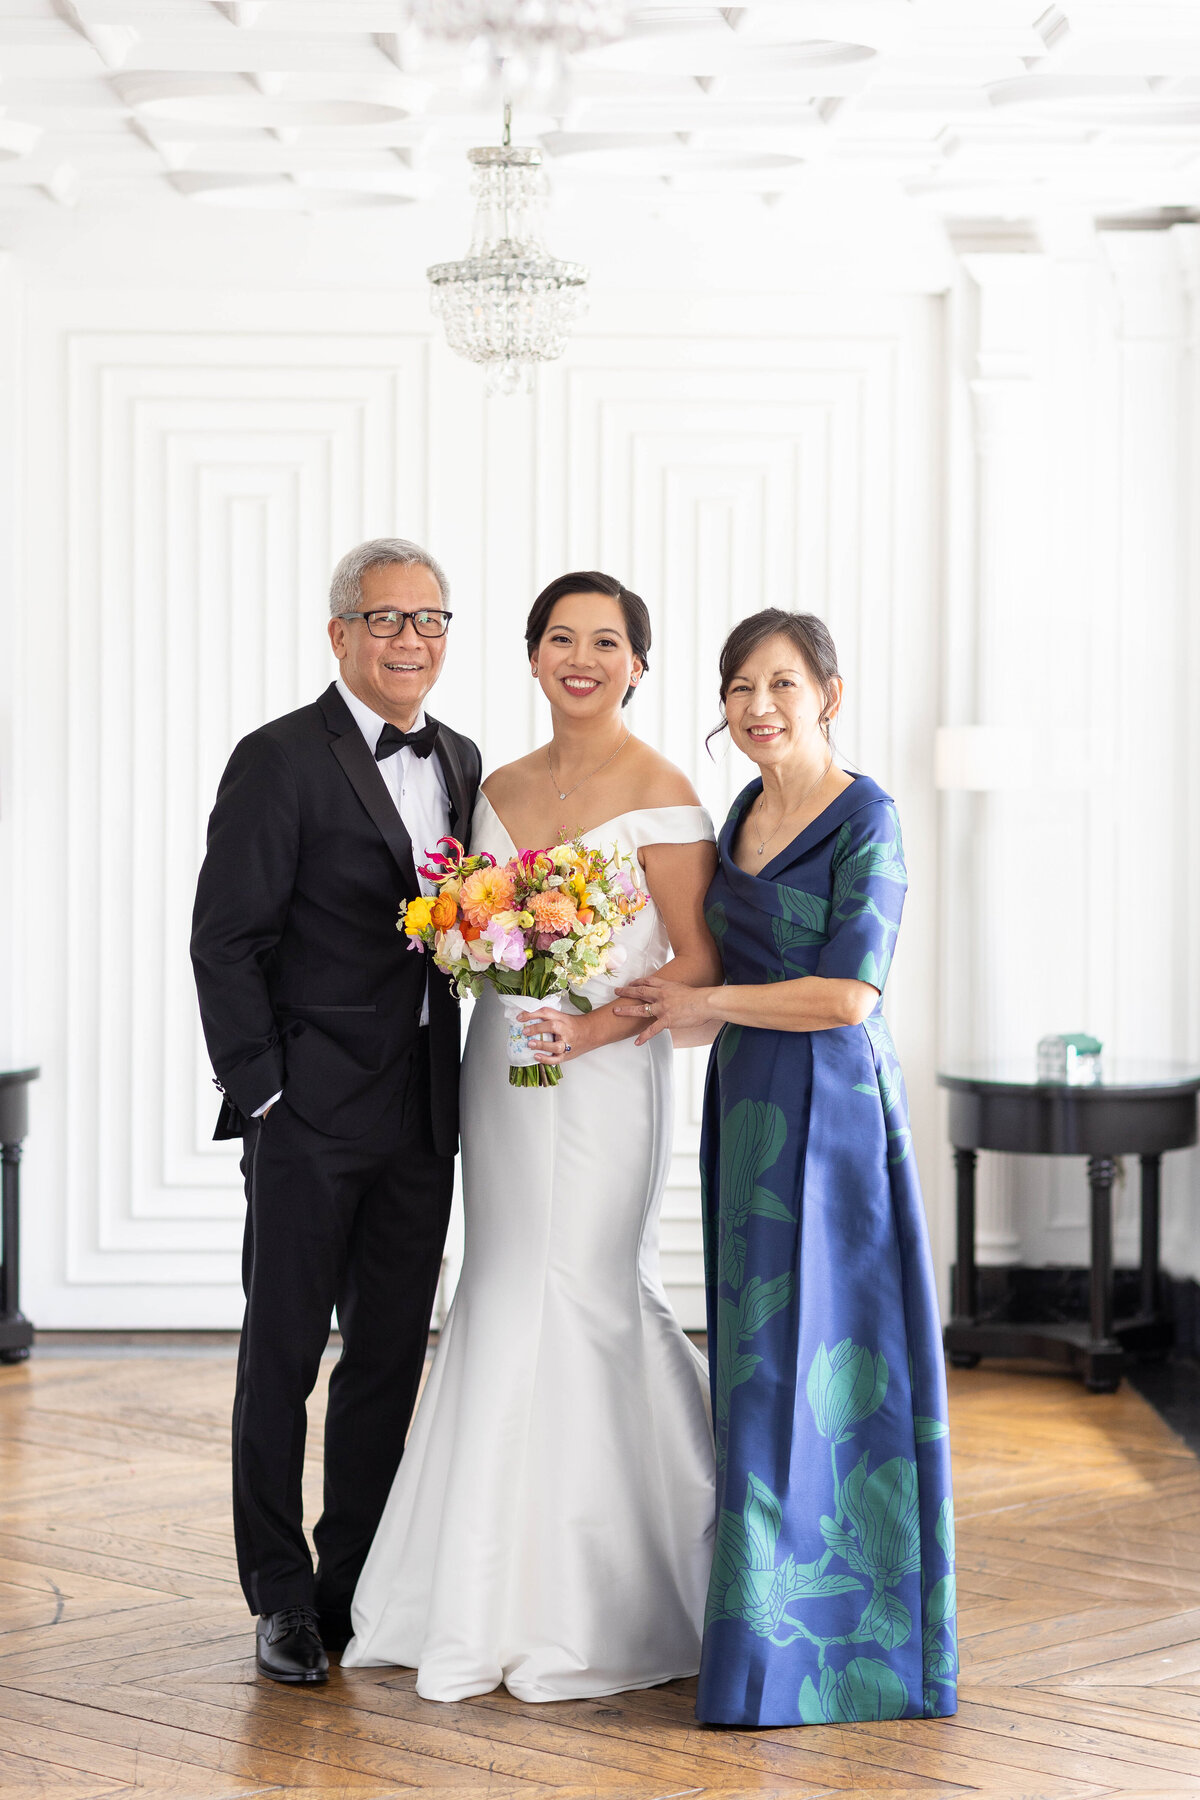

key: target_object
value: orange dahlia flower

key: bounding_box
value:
[530,889,578,936]
[459,866,516,927]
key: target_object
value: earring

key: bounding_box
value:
[531,665,538,676]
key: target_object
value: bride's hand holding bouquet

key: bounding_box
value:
[400,835,647,1088]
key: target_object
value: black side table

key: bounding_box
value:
[938,1061,1200,1393]
[0,1068,39,1364]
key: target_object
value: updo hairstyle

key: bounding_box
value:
[525,571,651,708]
[708,608,840,749]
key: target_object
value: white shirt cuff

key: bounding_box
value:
[252,1091,282,1118]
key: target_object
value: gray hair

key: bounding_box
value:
[329,537,450,616]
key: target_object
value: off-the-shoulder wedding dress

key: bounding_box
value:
[342,795,716,1702]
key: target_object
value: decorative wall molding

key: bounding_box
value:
[10,287,943,1331]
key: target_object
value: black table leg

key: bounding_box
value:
[947,1147,980,1368]
[1085,1153,1122,1392]
[1139,1153,1161,1319]
[0,1140,32,1364]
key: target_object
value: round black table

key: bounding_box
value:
[937,1060,1200,1392]
[0,1068,38,1364]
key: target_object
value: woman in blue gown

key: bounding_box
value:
[615,609,956,1730]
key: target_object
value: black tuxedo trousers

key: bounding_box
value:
[234,1035,453,1618]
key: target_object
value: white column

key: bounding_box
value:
[1171,225,1200,1282]
[942,250,1052,1265]
[0,253,21,1071]
[1099,230,1187,1062]
[1177,225,1200,1080]
[1102,227,1197,1274]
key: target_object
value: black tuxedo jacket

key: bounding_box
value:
[190,683,481,1155]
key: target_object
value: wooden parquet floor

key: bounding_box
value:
[2,1350,1200,1800]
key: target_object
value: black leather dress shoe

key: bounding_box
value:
[256,1607,329,1684]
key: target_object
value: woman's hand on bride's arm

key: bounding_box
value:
[612,976,723,1047]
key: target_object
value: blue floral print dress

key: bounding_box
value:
[696,774,957,1729]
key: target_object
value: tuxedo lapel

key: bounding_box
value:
[430,718,471,842]
[319,684,420,894]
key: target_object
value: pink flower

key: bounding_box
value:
[418,837,495,881]
[482,920,527,972]
[418,836,464,880]
[517,847,553,879]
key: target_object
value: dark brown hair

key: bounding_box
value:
[708,608,840,749]
[525,571,651,708]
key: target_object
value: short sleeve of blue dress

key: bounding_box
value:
[815,800,908,991]
[695,775,957,1730]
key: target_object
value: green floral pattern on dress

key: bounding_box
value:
[830,804,907,991]
[855,1015,913,1166]
[707,1338,957,1724]
[771,888,831,975]
[712,1097,795,1463]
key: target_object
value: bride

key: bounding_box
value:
[342,571,722,1702]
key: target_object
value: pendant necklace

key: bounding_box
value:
[547,728,631,805]
[755,755,834,857]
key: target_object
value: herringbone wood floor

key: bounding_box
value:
[2,1346,1200,1800]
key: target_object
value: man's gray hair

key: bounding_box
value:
[329,537,450,616]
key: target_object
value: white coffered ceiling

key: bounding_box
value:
[1,2,1198,281]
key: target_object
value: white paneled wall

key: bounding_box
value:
[9,241,1195,1336]
[939,228,1200,1282]
[2,285,943,1330]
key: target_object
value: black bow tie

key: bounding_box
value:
[375,720,438,761]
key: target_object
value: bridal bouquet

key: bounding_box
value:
[399,835,647,1088]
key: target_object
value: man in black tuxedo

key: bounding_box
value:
[191,537,480,1685]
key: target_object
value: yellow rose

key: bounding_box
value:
[404,896,434,935]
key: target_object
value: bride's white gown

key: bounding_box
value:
[342,796,716,1702]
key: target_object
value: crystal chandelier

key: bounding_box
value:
[410,1,628,58]
[427,107,588,397]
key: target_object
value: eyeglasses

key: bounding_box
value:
[338,608,453,639]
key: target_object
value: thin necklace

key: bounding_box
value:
[547,729,631,803]
[754,755,834,857]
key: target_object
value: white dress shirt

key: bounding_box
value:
[254,679,450,1116]
[335,676,450,1024]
